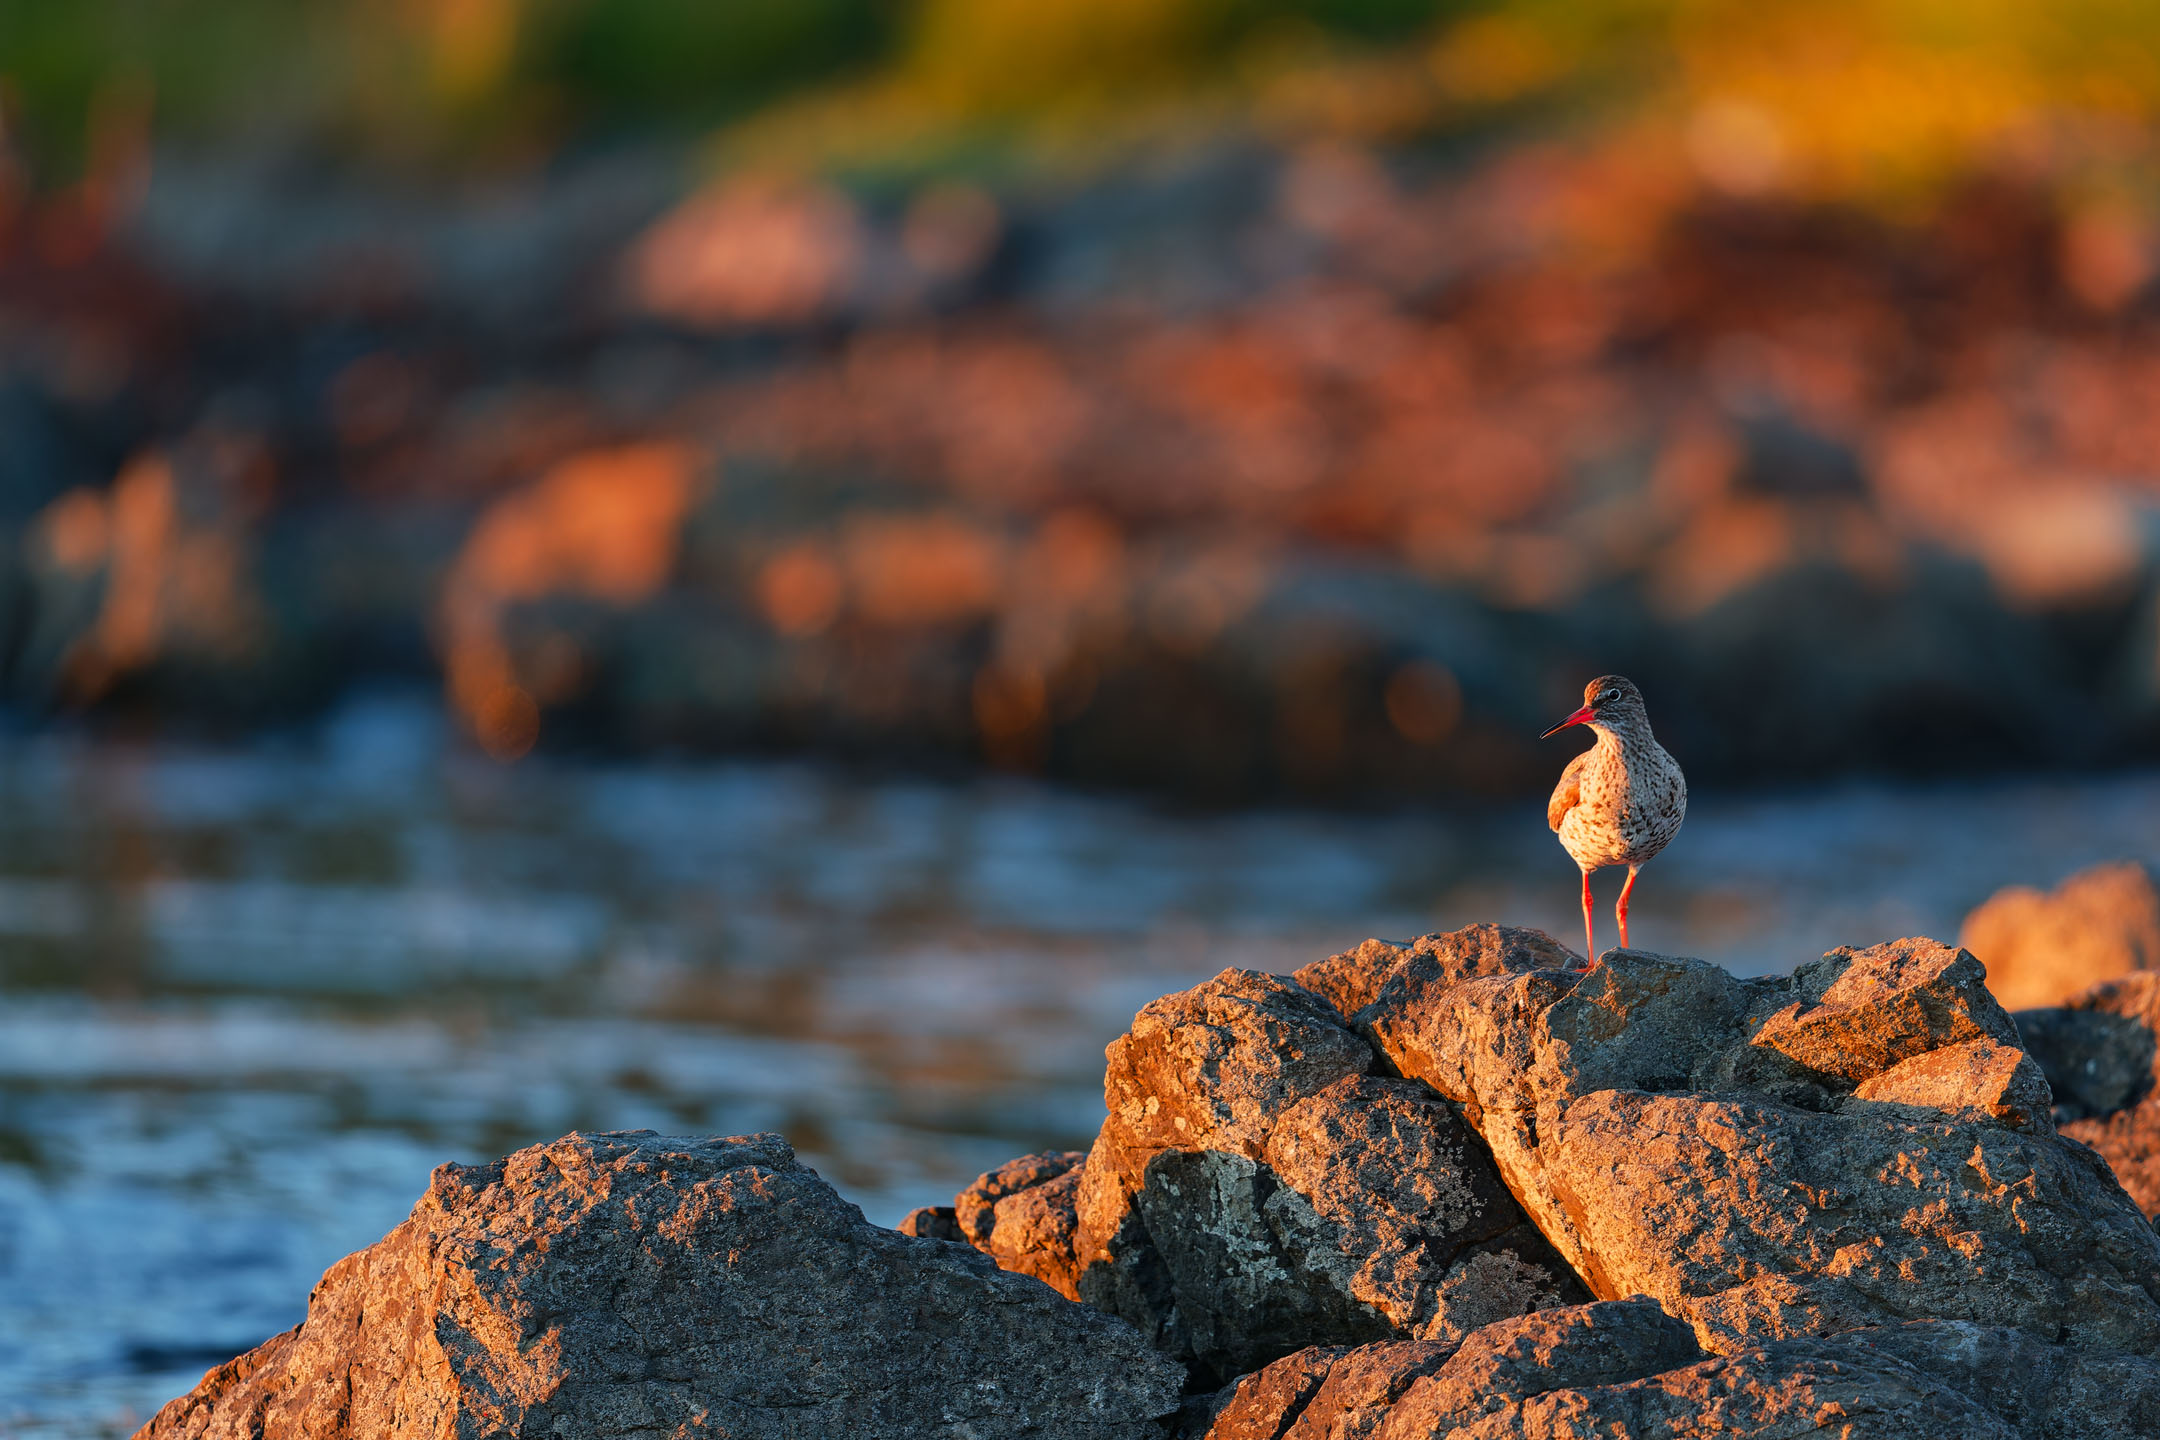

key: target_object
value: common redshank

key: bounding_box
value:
[1541,675,1687,966]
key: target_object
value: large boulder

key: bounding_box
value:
[137,1131,1184,1440]
[1964,860,2160,1010]
[1189,1302,2160,1440]
[1359,938,2160,1352]
[1038,965,1583,1382]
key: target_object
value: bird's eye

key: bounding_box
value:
[1598,690,1618,705]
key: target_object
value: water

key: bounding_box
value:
[2,693,2156,1436]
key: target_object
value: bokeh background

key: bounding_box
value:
[7,1,2160,1432]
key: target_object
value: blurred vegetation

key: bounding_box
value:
[5,0,2158,195]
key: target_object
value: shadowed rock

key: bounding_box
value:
[1857,1318,2160,1440]
[1193,1302,2160,1440]
[1057,966,1583,1381]
[2018,971,2160,1217]
[897,1203,964,1240]
[1965,861,2160,1010]
[2016,1003,2155,1119]
[138,1131,1183,1440]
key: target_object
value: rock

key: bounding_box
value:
[1065,967,1583,1382]
[1099,970,1373,1165]
[1186,1344,1344,1439]
[2017,972,2160,1216]
[1849,1034,2054,1132]
[1964,861,2160,1010]
[1362,947,1761,1280]
[897,1203,964,1240]
[1290,925,1579,1025]
[1275,1340,1458,1440]
[954,1149,1088,1298]
[1858,1319,2160,1440]
[2016,1003,2155,1118]
[1551,1088,2160,1352]
[139,1131,1184,1440]
[1196,1303,2160,1440]
[1190,1339,1455,1440]
[1405,1331,2017,1439]
[1362,942,2160,1352]
[1260,1075,1567,1342]
[1749,938,2023,1085]
[1374,1298,1705,1437]
[1293,939,1416,1023]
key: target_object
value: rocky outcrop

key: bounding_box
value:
[145,923,2160,1440]
[1965,860,2160,1010]
[1353,935,2160,1352]
[139,1130,1183,1440]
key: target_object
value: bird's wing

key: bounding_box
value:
[1547,748,1588,833]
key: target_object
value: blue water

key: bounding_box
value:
[2,693,2155,1435]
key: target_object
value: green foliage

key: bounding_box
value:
[6,0,2160,188]
[521,0,903,131]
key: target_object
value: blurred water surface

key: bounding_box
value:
[3,693,2158,1434]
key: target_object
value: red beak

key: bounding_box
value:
[1540,704,1594,739]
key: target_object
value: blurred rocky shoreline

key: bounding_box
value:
[139,883,2160,1438]
[6,140,2160,798]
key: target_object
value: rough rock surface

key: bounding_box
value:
[2019,970,2160,1217]
[1749,937,2025,1084]
[955,1149,1089,1298]
[1193,1302,2160,1439]
[1374,1298,1707,1438]
[1191,1338,1456,1440]
[1965,860,2160,1010]
[1359,938,2160,1351]
[139,1131,1183,1440]
[1289,925,1580,1027]
[1062,965,1583,1381]
[1850,1034,2054,1131]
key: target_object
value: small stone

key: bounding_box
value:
[1850,1035,2055,1132]
[895,1204,962,1241]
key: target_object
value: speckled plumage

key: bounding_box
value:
[1544,674,1686,961]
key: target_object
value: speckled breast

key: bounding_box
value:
[1558,747,1686,870]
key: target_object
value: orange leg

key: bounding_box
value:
[1615,864,1640,951]
[1580,869,1596,969]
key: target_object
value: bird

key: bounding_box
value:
[1541,675,1686,967]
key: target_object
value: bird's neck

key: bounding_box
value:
[1587,719,1654,753]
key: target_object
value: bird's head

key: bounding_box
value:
[1541,674,1649,739]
